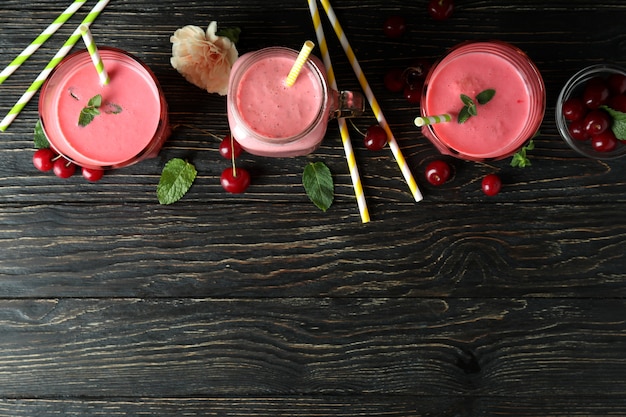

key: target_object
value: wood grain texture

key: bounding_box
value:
[1,0,626,416]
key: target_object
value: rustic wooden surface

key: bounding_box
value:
[1,0,626,416]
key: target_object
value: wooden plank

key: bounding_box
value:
[0,298,625,398]
[1,202,625,298]
[1,396,626,417]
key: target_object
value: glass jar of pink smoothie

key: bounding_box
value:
[420,41,545,161]
[227,47,364,157]
[39,47,170,170]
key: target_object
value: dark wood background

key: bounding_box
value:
[1,0,626,415]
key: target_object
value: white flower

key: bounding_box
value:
[170,21,238,96]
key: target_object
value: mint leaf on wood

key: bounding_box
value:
[34,120,50,149]
[302,161,334,212]
[157,158,197,205]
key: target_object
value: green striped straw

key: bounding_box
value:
[0,0,110,132]
[0,0,87,85]
[79,24,109,85]
[414,113,452,127]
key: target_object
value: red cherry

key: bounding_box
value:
[383,68,405,93]
[403,82,423,105]
[568,119,590,141]
[424,160,451,186]
[591,130,618,152]
[383,15,406,38]
[53,158,76,179]
[363,125,388,150]
[219,134,243,159]
[428,0,454,20]
[32,148,57,172]
[607,73,626,95]
[562,97,587,121]
[481,174,502,196]
[583,77,610,109]
[220,167,250,193]
[582,109,611,136]
[403,60,431,88]
[82,167,104,182]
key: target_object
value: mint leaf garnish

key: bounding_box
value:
[157,158,197,205]
[88,94,102,108]
[600,105,626,140]
[78,106,100,127]
[457,89,496,124]
[78,94,122,127]
[302,161,334,212]
[458,107,471,124]
[103,102,123,115]
[510,137,536,168]
[476,89,496,105]
[34,120,50,149]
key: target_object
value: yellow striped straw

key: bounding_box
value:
[285,40,315,87]
[414,113,452,127]
[79,24,110,85]
[307,0,369,223]
[0,0,87,85]
[0,0,110,131]
[318,0,423,202]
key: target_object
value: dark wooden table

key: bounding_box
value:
[1,0,626,415]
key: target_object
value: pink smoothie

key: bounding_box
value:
[236,55,323,139]
[422,42,545,160]
[39,48,168,168]
[227,47,331,157]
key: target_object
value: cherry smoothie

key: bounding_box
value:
[39,47,170,169]
[227,47,364,157]
[421,41,545,161]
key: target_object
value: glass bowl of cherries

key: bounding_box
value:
[556,64,626,159]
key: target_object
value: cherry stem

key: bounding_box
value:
[230,134,238,177]
[348,119,367,137]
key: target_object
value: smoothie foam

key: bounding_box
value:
[235,55,323,140]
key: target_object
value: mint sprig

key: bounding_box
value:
[78,94,122,127]
[600,105,626,140]
[157,158,197,205]
[458,89,496,124]
[511,138,536,168]
[302,161,334,212]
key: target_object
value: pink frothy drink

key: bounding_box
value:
[227,47,364,157]
[39,47,170,169]
[421,41,545,161]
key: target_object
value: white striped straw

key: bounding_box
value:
[0,0,110,132]
[0,0,87,85]
[79,24,109,85]
[414,113,452,127]
[285,40,315,87]
[307,0,370,223]
[318,0,423,202]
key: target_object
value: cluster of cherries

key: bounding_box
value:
[32,147,104,182]
[562,73,626,152]
[219,134,250,193]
